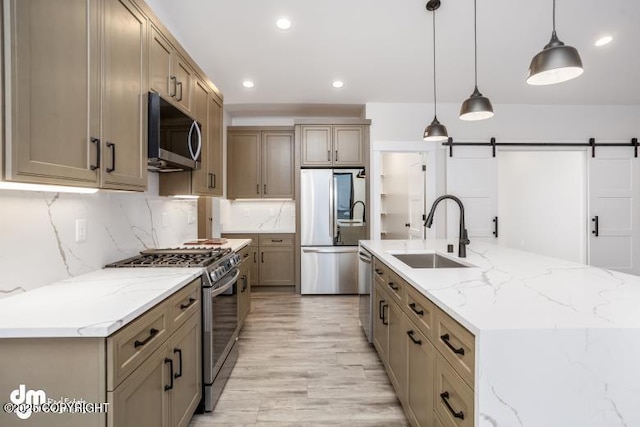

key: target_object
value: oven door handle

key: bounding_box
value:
[209,269,240,298]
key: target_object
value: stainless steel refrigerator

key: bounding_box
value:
[300,168,367,294]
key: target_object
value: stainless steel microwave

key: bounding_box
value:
[147,92,202,172]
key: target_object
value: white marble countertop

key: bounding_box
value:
[0,239,251,339]
[360,239,640,334]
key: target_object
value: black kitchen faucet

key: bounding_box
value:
[424,195,470,258]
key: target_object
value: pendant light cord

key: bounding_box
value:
[432,10,437,116]
[552,0,556,34]
[473,0,478,87]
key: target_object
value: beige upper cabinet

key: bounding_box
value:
[206,95,224,196]
[227,128,294,199]
[148,24,193,113]
[300,124,365,167]
[5,0,100,187]
[101,0,148,190]
[4,0,147,191]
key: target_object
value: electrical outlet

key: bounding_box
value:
[243,209,250,217]
[75,219,87,243]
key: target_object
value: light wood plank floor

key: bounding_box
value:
[189,292,409,427]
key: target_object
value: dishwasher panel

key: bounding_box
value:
[300,247,358,294]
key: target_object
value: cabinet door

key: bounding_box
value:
[101,0,147,190]
[190,78,210,195]
[333,125,364,166]
[259,246,295,286]
[238,261,251,324]
[262,131,294,198]
[387,302,407,403]
[108,344,170,427]
[7,0,100,186]
[249,246,259,288]
[227,131,261,199]
[170,314,202,427]
[149,25,172,99]
[301,125,332,166]
[207,95,224,196]
[406,320,435,427]
[373,282,389,363]
[172,54,193,113]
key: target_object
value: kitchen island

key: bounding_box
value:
[361,239,640,427]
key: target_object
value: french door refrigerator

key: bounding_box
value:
[300,168,367,294]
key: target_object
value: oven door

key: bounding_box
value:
[202,269,239,391]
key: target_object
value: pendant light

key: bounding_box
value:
[527,0,583,85]
[459,0,493,121]
[423,0,448,142]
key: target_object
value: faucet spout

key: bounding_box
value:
[424,195,470,258]
[350,201,366,223]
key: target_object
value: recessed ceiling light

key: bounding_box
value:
[332,80,344,89]
[594,35,613,47]
[242,80,254,88]
[276,18,291,30]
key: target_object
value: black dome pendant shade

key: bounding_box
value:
[460,0,493,121]
[423,0,448,142]
[527,0,583,85]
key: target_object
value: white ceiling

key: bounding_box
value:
[145,0,640,113]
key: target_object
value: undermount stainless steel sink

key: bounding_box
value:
[391,253,470,269]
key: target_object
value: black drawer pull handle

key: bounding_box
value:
[493,216,499,238]
[388,282,399,291]
[180,297,196,310]
[90,137,100,170]
[407,330,422,345]
[374,268,383,275]
[592,216,599,237]
[243,253,249,258]
[176,81,183,101]
[271,239,283,242]
[253,252,257,263]
[378,300,385,320]
[170,75,177,97]
[106,142,116,173]
[440,391,464,420]
[409,302,424,316]
[173,348,183,379]
[440,333,465,355]
[381,304,388,325]
[134,328,159,348]
[164,357,174,391]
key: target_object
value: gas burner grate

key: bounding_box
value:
[106,247,231,268]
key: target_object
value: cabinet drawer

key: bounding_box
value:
[405,285,437,340]
[259,234,294,246]
[238,245,251,264]
[107,302,170,390]
[385,270,404,303]
[373,258,387,285]
[169,278,201,332]
[434,354,474,427]
[434,310,475,388]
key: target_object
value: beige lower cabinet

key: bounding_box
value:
[238,245,252,325]
[371,257,475,427]
[0,279,201,427]
[405,318,435,427]
[223,234,295,288]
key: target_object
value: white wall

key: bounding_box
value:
[498,151,587,263]
[0,175,197,299]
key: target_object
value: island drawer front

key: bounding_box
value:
[385,269,404,303]
[238,245,251,263]
[434,353,474,427]
[259,234,294,246]
[169,277,201,333]
[434,310,475,388]
[373,258,387,285]
[107,302,170,390]
[405,285,437,340]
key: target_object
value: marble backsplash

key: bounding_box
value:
[220,199,295,233]
[0,176,197,299]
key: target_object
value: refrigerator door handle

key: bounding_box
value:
[302,247,359,254]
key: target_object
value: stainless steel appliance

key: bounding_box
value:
[106,247,241,412]
[358,248,373,343]
[300,169,367,294]
[147,92,202,172]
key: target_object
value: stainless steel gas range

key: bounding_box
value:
[107,247,241,412]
